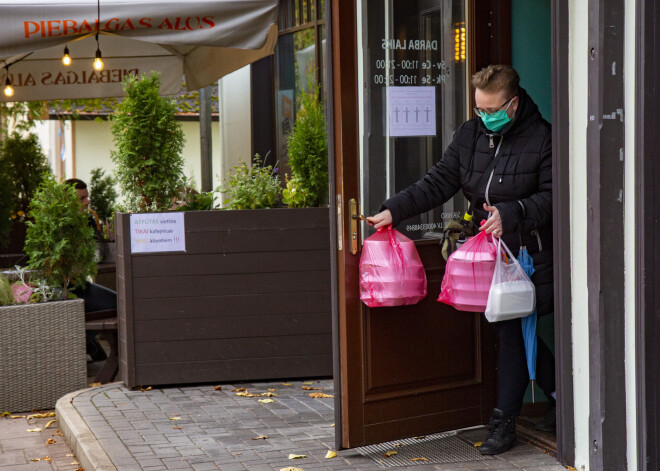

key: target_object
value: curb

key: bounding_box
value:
[56,385,118,471]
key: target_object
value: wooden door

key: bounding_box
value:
[329,0,509,449]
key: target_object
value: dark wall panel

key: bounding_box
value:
[116,208,332,388]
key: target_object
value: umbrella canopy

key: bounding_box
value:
[0,0,278,102]
[517,246,537,392]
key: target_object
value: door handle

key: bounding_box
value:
[349,198,362,255]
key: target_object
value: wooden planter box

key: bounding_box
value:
[0,299,86,412]
[115,208,332,388]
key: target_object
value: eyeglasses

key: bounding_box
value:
[473,97,515,117]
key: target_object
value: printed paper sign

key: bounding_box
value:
[130,213,186,254]
[387,86,436,137]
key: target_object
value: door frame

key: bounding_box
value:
[635,1,660,469]
[550,0,574,466]
[327,0,576,461]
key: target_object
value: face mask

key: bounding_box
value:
[480,99,514,132]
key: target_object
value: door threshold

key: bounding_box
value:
[517,415,558,457]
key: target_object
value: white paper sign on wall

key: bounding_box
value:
[387,86,436,137]
[130,213,186,254]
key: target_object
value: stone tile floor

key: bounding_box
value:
[53,378,568,471]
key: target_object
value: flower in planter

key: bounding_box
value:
[11,281,33,304]
[219,153,282,210]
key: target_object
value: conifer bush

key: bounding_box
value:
[110,72,185,212]
[24,175,97,299]
[285,82,328,207]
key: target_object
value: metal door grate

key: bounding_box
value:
[354,432,492,467]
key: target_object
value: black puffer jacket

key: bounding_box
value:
[382,87,553,316]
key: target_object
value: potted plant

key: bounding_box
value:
[0,132,51,266]
[0,175,93,412]
[89,167,118,262]
[112,73,332,388]
[282,81,329,208]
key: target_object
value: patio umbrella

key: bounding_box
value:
[517,245,538,402]
[0,0,278,102]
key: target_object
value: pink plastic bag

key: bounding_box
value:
[437,230,497,311]
[359,226,427,307]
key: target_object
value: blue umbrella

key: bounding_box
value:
[517,246,537,402]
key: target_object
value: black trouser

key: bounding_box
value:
[490,316,555,415]
[71,282,117,356]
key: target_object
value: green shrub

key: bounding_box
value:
[286,82,328,207]
[89,167,118,222]
[110,72,185,212]
[282,174,313,208]
[0,158,12,247]
[0,274,12,306]
[25,175,97,299]
[220,155,281,210]
[0,132,51,215]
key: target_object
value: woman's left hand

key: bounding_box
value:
[480,203,503,238]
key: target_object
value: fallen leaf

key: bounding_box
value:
[71,460,79,465]
[410,457,429,462]
[10,415,24,419]
[261,392,278,397]
[233,452,242,456]
[1,411,9,416]
[66,454,74,457]
[44,419,57,429]
[170,417,182,421]
[258,399,274,404]
[140,386,152,392]
[76,468,85,471]
[27,412,55,419]
[268,388,276,392]
[46,438,56,445]
[213,385,223,391]
[413,436,426,440]
[31,458,41,462]
[325,450,337,459]
[309,393,333,398]
[89,382,102,388]
[302,382,314,385]
[27,428,42,432]
[252,435,269,440]
[173,426,183,430]
[302,386,323,390]
[56,430,63,436]
[231,387,246,392]
[383,450,398,457]
[44,456,51,462]
[288,453,307,460]
[279,468,304,471]
[330,423,335,427]
[474,441,483,447]
[281,383,292,386]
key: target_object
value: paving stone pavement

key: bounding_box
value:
[0,410,81,470]
[53,379,568,471]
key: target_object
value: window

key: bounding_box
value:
[274,0,327,169]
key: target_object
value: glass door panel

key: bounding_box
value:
[360,0,468,241]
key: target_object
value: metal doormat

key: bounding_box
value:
[355,432,492,467]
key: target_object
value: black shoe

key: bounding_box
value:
[535,399,556,433]
[479,408,517,455]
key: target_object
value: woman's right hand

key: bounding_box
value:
[366,209,393,229]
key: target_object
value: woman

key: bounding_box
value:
[367,64,555,455]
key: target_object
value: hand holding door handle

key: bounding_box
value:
[366,209,393,229]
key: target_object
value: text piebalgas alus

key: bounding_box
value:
[24,16,216,38]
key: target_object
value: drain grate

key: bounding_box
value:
[355,432,492,468]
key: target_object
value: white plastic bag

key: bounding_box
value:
[485,238,536,322]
